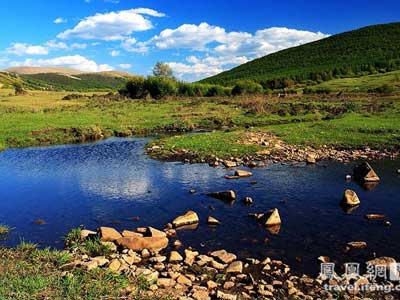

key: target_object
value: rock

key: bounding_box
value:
[226,261,243,274]
[172,211,199,228]
[33,219,47,225]
[80,229,96,240]
[99,227,122,242]
[108,259,121,272]
[169,251,183,262]
[223,281,235,289]
[242,197,253,205]
[100,241,117,252]
[173,240,182,248]
[342,189,360,207]
[365,214,385,220]
[184,249,199,266]
[146,227,167,238]
[234,170,252,177]
[211,250,237,264]
[367,257,396,267]
[306,154,317,164]
[177,274,192,286]
[92,256,109,267]
[353,161,380,182]
[207,190,236,202]
[192,290,211,300]
[217,290,237,300]
[208,216,221,225]
[347,241,367,249]
[207,280,218,290]
[157,278,176,288]
[265,208,281,227]
[115,236,168,251]
[121,230,143,238]
[83,260,98,271]
[224,161,237,168]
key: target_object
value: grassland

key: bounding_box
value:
[0,243,168,300]
[313,70,400,92]
[0,88,399,158]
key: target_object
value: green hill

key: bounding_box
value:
[1,67,135,92]
[201,22,400,88]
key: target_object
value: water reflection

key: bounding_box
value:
[0,138,399,276]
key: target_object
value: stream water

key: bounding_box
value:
[0,137,399,275]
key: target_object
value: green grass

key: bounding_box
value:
[0,243,172,300]
[0,90,399,157]
[152,131,261,160]
[314,70,400,92]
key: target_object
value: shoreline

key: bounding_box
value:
[2,224,397,300]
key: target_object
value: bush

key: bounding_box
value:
[205,85,227,97]
[177,83,208,97]
[232,80,263,96]
[123,77,146,99]
[144,76,177,99]
[372,84,395,94]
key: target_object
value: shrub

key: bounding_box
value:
[372,84,395,94]
[232,80,263,96]
[123,77,146,99]
[144,76,177,99]
[205,85,226,97]
[177,83,208,97]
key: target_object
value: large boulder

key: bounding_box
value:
[265,208,281,227]
[98,227,122,242]
[172,211,199,228]
[354,162,380,182]
[207,190,236,202]
[115,236,168,251]
[234,170,252,177]
[342,189,360,207]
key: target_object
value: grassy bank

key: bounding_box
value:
[0,90,399,156]
[0,244,128,300]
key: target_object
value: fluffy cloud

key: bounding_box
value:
[7,43,49,56]
[10,55,113,72]
[168,55,249,81]
[54,17,67,24]
[58,8,165,41]
[118,63,132,69]
[143,23,329,80]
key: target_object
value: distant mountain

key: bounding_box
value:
[201,22,400,88]
[4,66,83,75]
[1,67,136,91]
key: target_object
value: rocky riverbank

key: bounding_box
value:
[148,131,399,167]
[59,221,400,300]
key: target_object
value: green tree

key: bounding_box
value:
[153,62,174,79]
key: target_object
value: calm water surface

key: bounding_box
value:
[0,138,399,275]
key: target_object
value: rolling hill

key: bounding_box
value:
[201,22,400,88]
[1,67,136,91]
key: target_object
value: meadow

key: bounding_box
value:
[0,89,399,158]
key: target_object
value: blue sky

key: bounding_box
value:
[0,0,399,81]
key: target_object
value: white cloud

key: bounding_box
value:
[57,8,165,41]
[118,63,132,69]
[168,55,249,81]
[120,38,149,53]
[7,43,49,56]
[110,50,120,57]
[54,17,67,24]
[10,55,114,72]
[143,23,329,80]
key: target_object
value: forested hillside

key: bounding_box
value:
[201,22,400,88]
